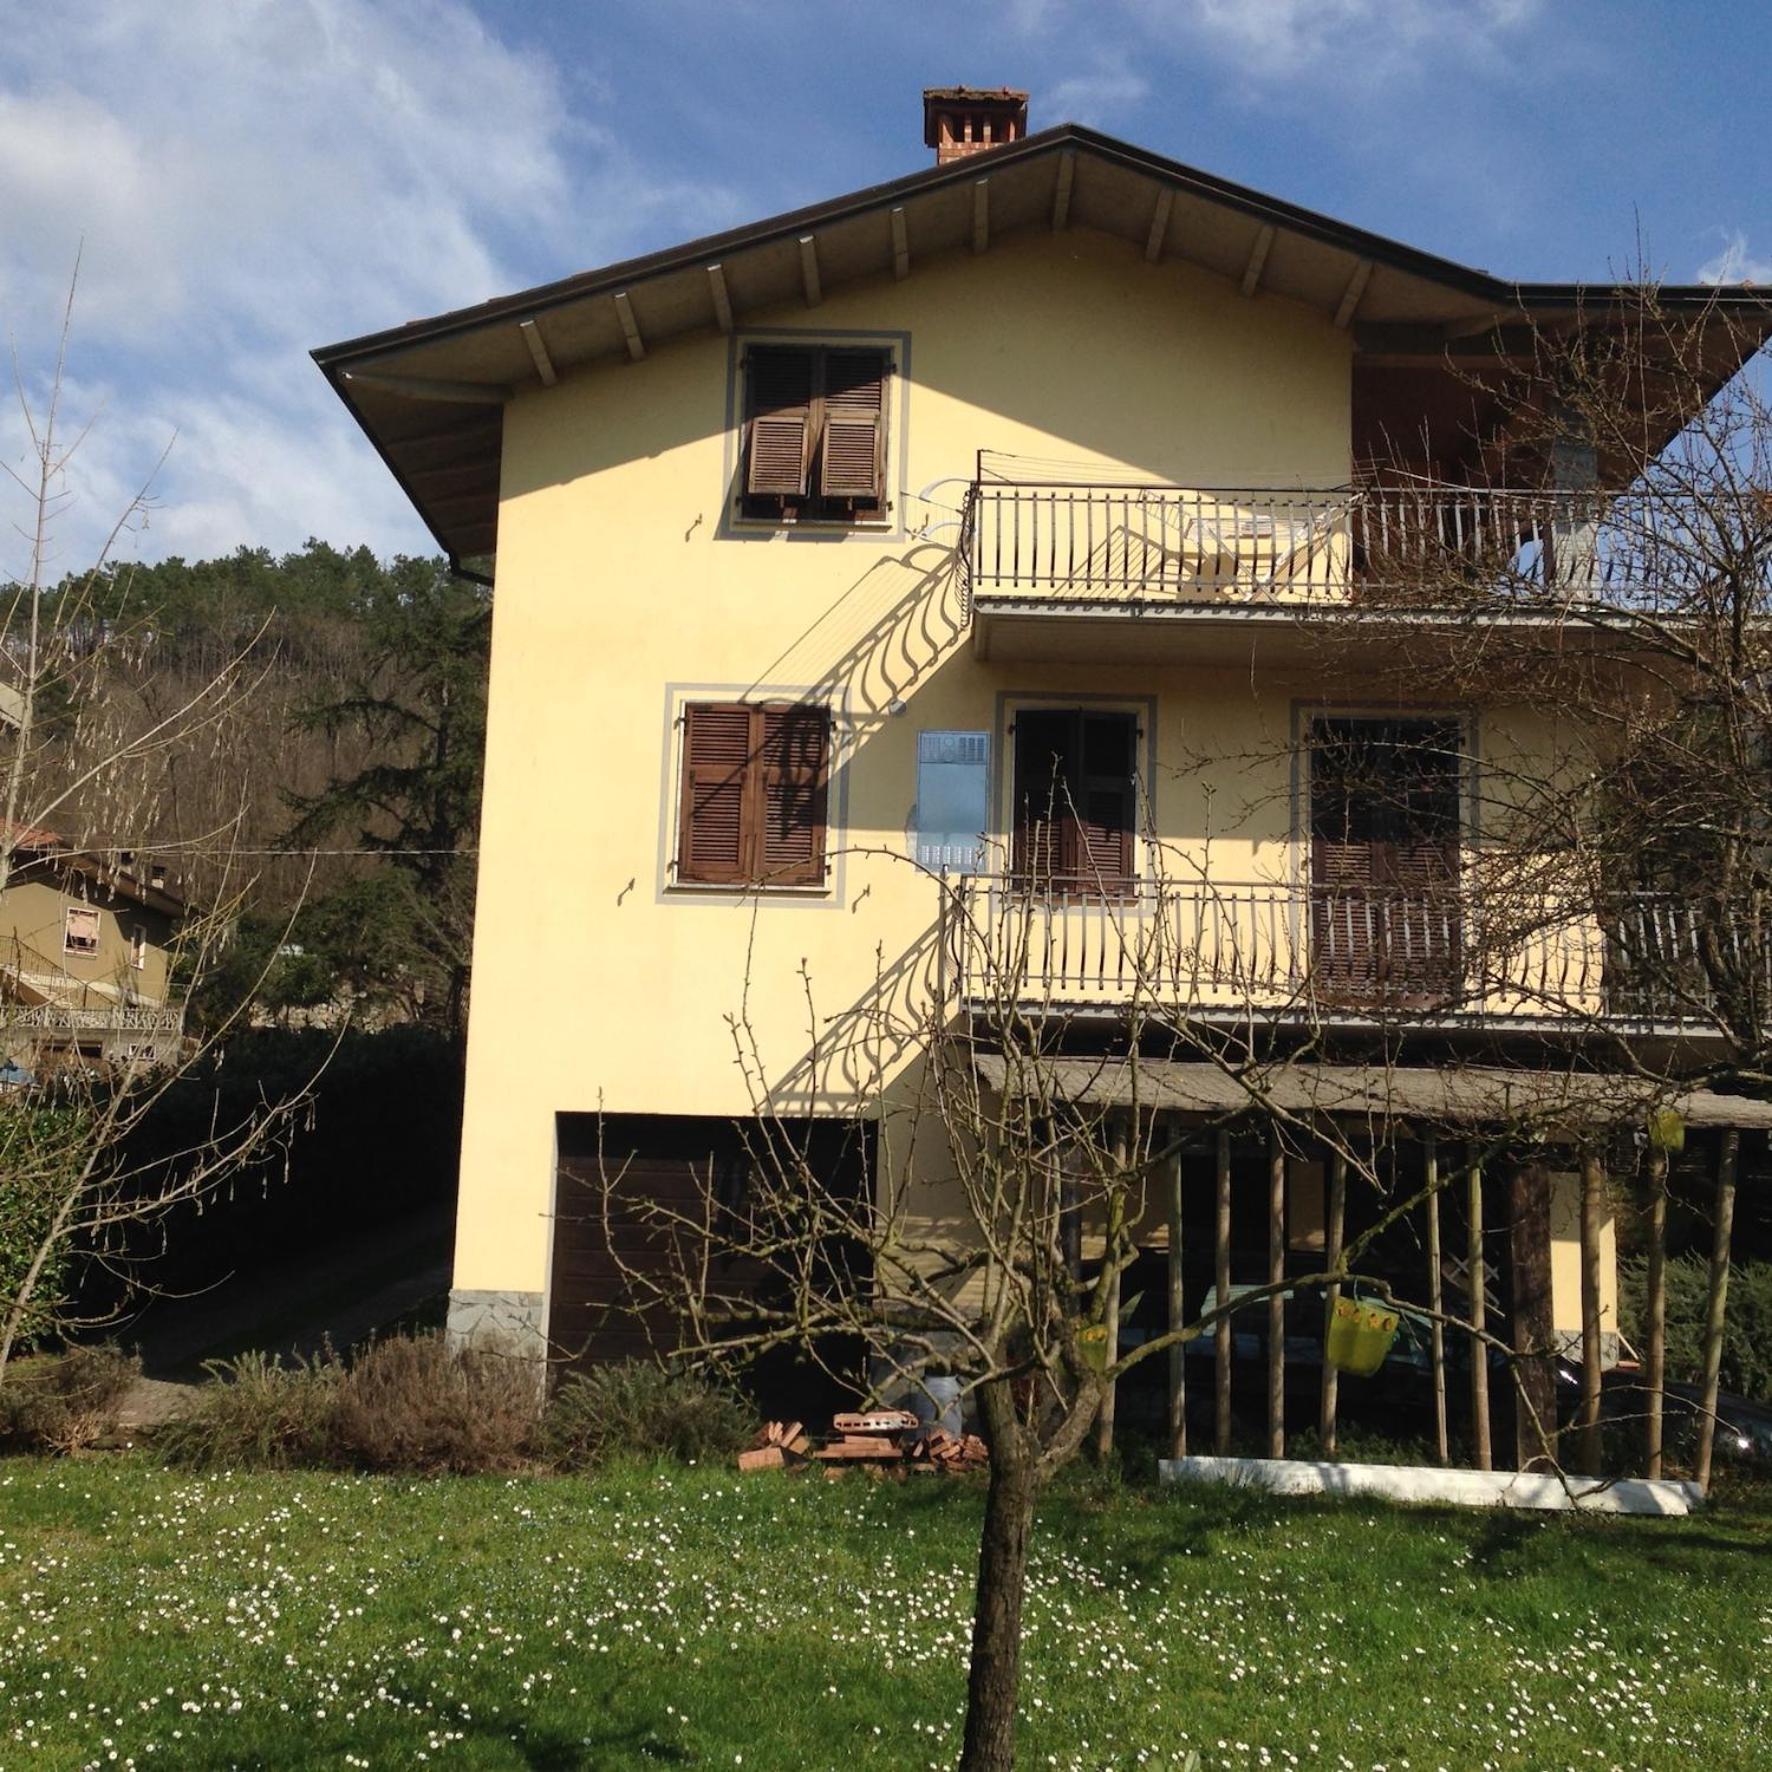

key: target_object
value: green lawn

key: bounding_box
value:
[2,1457,1770,1771]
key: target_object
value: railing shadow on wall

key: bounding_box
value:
[740,539,970,747]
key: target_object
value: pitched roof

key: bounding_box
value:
[3,824,188,916]
[312,122,1772,576]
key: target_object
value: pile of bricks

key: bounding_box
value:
[735,1409,988,1476]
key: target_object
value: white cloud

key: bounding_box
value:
[0,0,739,573]
[1696,230,1772,287]
[1042,58,1152,129]
[1014,0,1542,86]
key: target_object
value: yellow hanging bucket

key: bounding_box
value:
[1325,1294,1400,1377]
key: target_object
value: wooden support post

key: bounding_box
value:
[1425,1137,1450,1467]
[1165,1132,1186,1460]
[1578,1148,1606,1478]
[1215,1128,1232,1456]
[1467,1158,1492,1472]
[1510,1161,1558,1471]
[1644,1145,1669,1479]
[1320,1145,1346,1459]
[1059,1126,1081,1281]
[1096,1118,1126,1463]
[1267,1129,1285,1460]
[1695,1128,1740,1493]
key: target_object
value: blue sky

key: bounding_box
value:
[2,0,1767,574]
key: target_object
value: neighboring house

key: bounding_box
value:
[0,823,187,1070]
[317,93,1772,1457]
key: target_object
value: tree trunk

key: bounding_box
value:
[960,1383,1040,1772]
[1509,1160,1558,1470]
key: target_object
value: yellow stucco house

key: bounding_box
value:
[0,823,186,1070]
[317,93,1772,1466]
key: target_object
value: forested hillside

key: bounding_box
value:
[68,541,489,1039]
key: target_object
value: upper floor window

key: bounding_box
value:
[740,344,891,525]
[63,905,100,957]
[677,701,831,888]
[129,925,148,971]
[1011,709,1138,890]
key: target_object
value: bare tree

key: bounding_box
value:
[574,828,1646,1771]
[568,277,1772,1771]
[0,267,318,1381]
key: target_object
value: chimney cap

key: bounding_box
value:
[922,87,1030,157]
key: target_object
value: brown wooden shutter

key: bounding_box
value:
[819,350,888,501]
[1012,710,1071,884]
[679,704,753,883]
[1076,713,1135,886]
[1311,834,1380,992]
[758,704,829,885]
[1012,711,1135,889]
[745,348,814,497]
[1309,718,1462,998]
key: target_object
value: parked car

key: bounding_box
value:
[1558,1363,1772,1467]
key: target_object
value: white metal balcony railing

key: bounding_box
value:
[3,1001,186,1035]
[947,876,1763,1025]
[962,479,1772,609]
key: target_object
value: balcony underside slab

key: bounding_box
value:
[973,1052,1772,1134]
[970,596,1640,668]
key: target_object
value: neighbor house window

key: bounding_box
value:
[740,344,891,524]
[129,925,147,970]
[63,906,100,956]
[914,731,989,873]
[677,702,830,887]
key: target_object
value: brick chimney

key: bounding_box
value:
[923,87,1029,166]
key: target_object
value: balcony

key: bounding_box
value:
[6,1001,186,1035]
[947,875,1760,1031]
[961,475,1763,661]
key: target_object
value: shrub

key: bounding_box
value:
[1617,1254,1772,1404]
[157,1350,340,1470]
[0,1344,141,1454]
[332,1334,540,1475]
[542,1361,752,1470]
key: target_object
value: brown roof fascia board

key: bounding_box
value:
[310,126,1522,369]
[313,123,1771,577]
[313,124,1772,371]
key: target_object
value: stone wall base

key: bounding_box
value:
[445,1288,547,1362]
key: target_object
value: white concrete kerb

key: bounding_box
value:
[1158,1454,1706,1516]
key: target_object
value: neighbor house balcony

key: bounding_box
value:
[960,474,1745,662]
[947,874,1760,1032]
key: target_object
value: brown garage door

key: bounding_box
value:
[550,1113,872,1372]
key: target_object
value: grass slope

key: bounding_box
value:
[2,1457,1770,1770]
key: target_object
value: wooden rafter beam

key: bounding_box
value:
[799,234,822,306]
[424,490,499,518]
[1145,188,1174,263]
[707,263,734,334]
[344,371,508,405]
[405,460,496,495]
[973,177,990,254]
[890,206,910,281]
[1241,224,1275,297]
[612,291,645,362]
[1353,321,1541,360]
[1052,150,1075,229]
[1333,260,1372,330]
[1443,309,1509,340]
[518,318,557,386]
[388,417,502,453]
